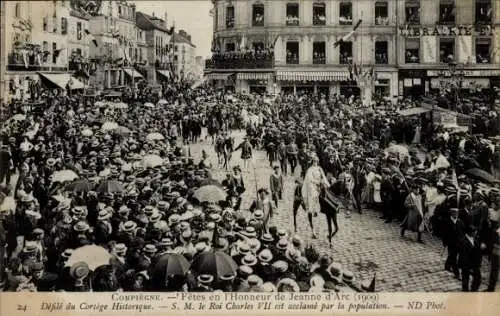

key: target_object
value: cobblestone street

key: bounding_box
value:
[188,129,494,292]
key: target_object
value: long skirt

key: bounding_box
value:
[401,208,424,232]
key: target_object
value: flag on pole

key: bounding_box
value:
[334,19,362,48]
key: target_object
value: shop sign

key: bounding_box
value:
[427,70,500,77]
[399,24,494,37]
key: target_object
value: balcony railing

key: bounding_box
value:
[339,55,352,64]
[313,16,326,25]
[313,57,326,64]
[375,54,388,64]
[286,17,299,26]
[253,19,264,26]
[375,16,389,25]
[405,54,420,63]
[206,52,274,69]
[7,53,68,71]
[339,16,352,25]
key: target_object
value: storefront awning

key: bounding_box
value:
[205,73,233,80]
[123,68,143,79]
[276,71,350,82]
[397,107,431,116]
[157,70,171,79]
[38,73,86,90]
[236,73,273,80]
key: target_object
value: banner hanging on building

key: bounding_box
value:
[421,36,437,63]
[457,36,473,64]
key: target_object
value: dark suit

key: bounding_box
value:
[458,235,482,291]
[442,217,464,277]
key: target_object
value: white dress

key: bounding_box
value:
[301,165,329,215]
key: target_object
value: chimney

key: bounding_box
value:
[164,12,168,27]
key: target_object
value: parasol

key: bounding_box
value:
[12,114,26,121]
[190,251,238,279]
[141,154,165,169]
[146,132,165,141]
[51,170,79,183]
[193,185,227,203]
[97,180,125,193]
[65,245,112,270]
[81,128,93,137]
[157,99,168,105]
[464,168,498,184]
[115,126,131,136]
[67,179,93,193]
[144,102,155,108]
[101,121,119,131]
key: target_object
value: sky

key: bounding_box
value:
[134,1,213,58]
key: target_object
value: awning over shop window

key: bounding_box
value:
[157,70,171,79]
[236,73,273,80]
[123,68,143,79]
[205,73,233,80]
[276,71,349,82]
[38,73,86,90]
[397,107,431,116]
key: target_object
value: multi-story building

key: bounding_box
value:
[68,4,92,81]
[88,0,142,90]
[397,0,500,99]
[207,0,499,103]
[173,30,197,81]
[136,11,173,85]
[207,0,399,103]
[2,0,86,101]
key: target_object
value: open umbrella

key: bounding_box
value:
[152,253,190,277]
[191,251,237,279]
[157,99,168,105]
[67,179,93,193]
[101,121,119,131]
[199,179,223,187]
[12,114,26,121]
[144,102,155,108]
[51,170,79,183]
[115,126,131,136]
[81,128,93,137]
[65,245,112,270]
[97,180,124,193]
[141,154,164,168]
[464,168,498,184]
[146,132,165,141]
[193,185,227,203]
